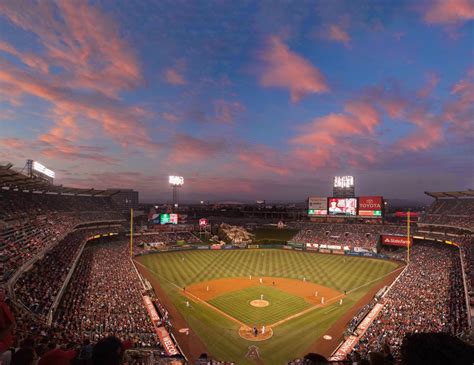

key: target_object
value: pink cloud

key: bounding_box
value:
[363,83,445,152]
[0,80,23,106]
[162,112,180,123]
[442,68,474,138]
[0,57,156,152]
[417,72,440,98]
[0,0,142,98]
[289,100,380,169]
[292,101,380,147]
[35,115,117,163]
[0,137,28,149]
[213,99,245,124]
[0,134,117,164]
[59,171,159,191]
[169,134,226,164]
[164,59,186,85]
[186,176,258,195]
[375,93,408,119]
[396,107,444,152]
[238,146,289,175]
[397,124,443,152]
[328,24,351,46]
[424,0,474,24]
[164,69,186,85]
[259,36,328,102]
[0,41,49,73]
[0,0,159,155]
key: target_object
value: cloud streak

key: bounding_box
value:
[164,59,187,85]
[424,0,474,24]
[328,24,351,46]
[0,1,158,152]
[259,36,328,102]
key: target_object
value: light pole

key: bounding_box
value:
[169,176,184,209]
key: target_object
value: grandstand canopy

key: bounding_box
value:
[424,190,474,199]
[0,163,122,196]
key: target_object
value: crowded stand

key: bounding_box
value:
[292,223,407,251]
[0,189,124,282]
[134,232,201,246]
[420,194,474,231]
[54,240,159,348]
[0,213,77,281]
[1,163,472,365]
[13,229,116,318]
[0,164,184,364]
[351,242,469,358]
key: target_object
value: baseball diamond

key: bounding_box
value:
[136,248,402,364]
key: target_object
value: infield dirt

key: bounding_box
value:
[185,276,342,307]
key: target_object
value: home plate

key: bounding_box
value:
[323,335,332,340]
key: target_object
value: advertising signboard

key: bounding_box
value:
[308,197,327,215]
[160,213,178,225]
[359,196,383,216]
[382,235,412,247]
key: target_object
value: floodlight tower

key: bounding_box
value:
[169,176,184,209]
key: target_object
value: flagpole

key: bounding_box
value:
[130,208,133,258]
[407,210,410,264]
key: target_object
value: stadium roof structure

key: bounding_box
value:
[0,163,122,196]
[424,190,474,199]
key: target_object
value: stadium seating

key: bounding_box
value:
[420,198,474,230]
[352,242,469,358]
[2,189,472,365]
[292,223,408,250]
[54,239,160,348]
[134,231,201,246]
[0,189,188,364]
[0,190,123,281]
[14,229,114,317]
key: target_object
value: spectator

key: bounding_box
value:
[38,342,76,365]
[353,243,468,358]
[0,286,15,354]
[92,336,124,365]
[400,333,474,365]
[10,348,37,365]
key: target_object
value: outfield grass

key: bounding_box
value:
[209,286,311,325]
[137,249,400,364]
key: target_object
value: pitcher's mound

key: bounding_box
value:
[250,299,269,307]
[238,325,273,341]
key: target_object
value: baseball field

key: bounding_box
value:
[136,249,402,364]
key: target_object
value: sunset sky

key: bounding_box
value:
[0,0,473,202]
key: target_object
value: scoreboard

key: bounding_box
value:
[308,195,383,218]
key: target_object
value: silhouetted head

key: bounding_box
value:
[92,336,124,365]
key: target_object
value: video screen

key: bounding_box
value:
[159,213,178,224]
[328,198,357,216]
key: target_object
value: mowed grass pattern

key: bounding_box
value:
[137,249,400,364]
[138,249,399,292]
[209,286,311,325]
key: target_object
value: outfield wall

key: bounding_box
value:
[134,242,390,261]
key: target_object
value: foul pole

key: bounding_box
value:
[130,208,133,258]
[407,210,410,263]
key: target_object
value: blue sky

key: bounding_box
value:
[0,0,473,202]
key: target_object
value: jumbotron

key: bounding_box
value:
[1,163,473,365]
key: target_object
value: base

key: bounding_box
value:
[238,325,273,341]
